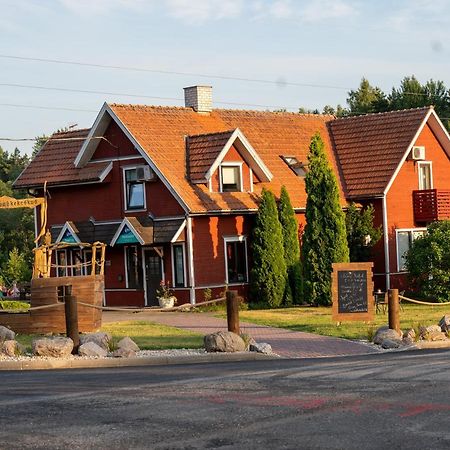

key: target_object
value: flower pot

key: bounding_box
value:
[158,296,176,309]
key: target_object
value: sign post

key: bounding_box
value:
[332,262,374,323]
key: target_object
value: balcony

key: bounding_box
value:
[413,189,450,223]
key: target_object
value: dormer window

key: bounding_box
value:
[220,164,242,192]
[281,156,307,177]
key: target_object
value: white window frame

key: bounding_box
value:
[223,235,248,284]
[171,243,187,288]
[417,161,433,190]
[395,228,427,272]
[122,166,147,212]
[124,245,144,289]
[69,247,85,277]
[219,162,244,193]
[55,249,68,277]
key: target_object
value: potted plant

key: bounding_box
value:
[156,280,177,308]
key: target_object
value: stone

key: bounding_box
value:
[79,332,112,351]
[78,341,107,358]
[403,328,416,340]
[424,331,448,342]
[373,326,402,345]
[0,340,20,357]
[420,325,443,339]
[240,334,256,351]
[112,347,136,358]
[117,336,140,352]
[0,325,15,342]
[32,337,74,357]
[249,342,273,355]
[439,315,450,332]
[204,331,246,353]
[402,335,415,346]
[381,339,402,349]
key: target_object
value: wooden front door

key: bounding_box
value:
[144,249,163,306]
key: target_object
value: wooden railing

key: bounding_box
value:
[413,189,450,223]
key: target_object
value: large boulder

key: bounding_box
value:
[79,332,112,351]
[32,337,74,357]
[373,326,402,345]
[420,325,443,340]
[0,325,15,342]
[0,340,22,357]
[117,336,140,352]
[204,331,246,353]
[439,315,450,332]
[381,339,402,349]
[78,341,107,358]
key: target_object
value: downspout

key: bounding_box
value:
[186,215,196,304]
[382,195,390,290]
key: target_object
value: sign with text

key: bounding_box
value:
[332,262,374,322]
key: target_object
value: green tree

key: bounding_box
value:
[406,221,450,302]
[347,78,387,115]
[278,186,302,305]
[2,247,31,284]
[345,203,382,262]
[250,188,287,308]
[302,133,349,306]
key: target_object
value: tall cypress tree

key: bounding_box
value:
[250,188,287,308]
[302,133,349,306]
[278,186,302,305]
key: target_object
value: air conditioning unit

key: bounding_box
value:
[136,165,155,182]
[411,146,426,161]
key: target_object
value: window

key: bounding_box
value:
[56,250,67,277]
[220,165,242,192]
[125,246,143,289]
[396,229,426,271]
[124,168,145,210]
[418,162,433,190]
[70,249,84,277]
[225,237,248,283]
[281,155,307,177]
[172,244,186,287]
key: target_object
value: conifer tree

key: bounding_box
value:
[302,133,349,306]
[250,188,287,308]
[278,186,302,305]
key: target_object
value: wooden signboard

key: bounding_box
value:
[332,262,374,322]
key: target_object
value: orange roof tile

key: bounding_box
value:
[13,129,110,189]
[329,107,431,198]
[108,105,342,212]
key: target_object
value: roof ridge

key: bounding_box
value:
[332,106,432,123]
[52,128,90,136]
[187,129,237,139]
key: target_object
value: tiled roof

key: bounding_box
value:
[187,130,235,182]
[109,105,341,211]
[13,129,110,188]
[329,107,431,198]
[50,221,119,244]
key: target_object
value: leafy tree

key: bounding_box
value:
[406,221,450,302]
[250,188,287,308]
[32,134,48,158]
[347,78,388,115]
[345,203,382,262]
[2,247,31,284]
[278,186,302,305]
[302,133,349,306]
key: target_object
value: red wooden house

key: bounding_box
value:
[14,86,450,305]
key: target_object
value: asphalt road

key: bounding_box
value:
[1,350,450,449]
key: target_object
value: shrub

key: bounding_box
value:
[406,220,450,302]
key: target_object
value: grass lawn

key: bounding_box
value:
[100,321,204,350]
[230,304,449,341]
[13,321,204,352]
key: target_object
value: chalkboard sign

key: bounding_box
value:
[337,270,367,313]
[332,262,374,322]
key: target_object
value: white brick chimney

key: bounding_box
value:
[184,85,212,113]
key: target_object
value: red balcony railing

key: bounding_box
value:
[413,189,450,223]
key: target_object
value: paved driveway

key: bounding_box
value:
[103,310,378,358]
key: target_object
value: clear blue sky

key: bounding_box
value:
[1,0,450,155]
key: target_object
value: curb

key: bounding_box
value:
[415,341,450,349]
[0,352,277,371]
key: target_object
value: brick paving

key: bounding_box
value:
[103,311,378,358]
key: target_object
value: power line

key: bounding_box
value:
[0,54,351,91]
[0,102,97,113]
[0,82,301,110]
